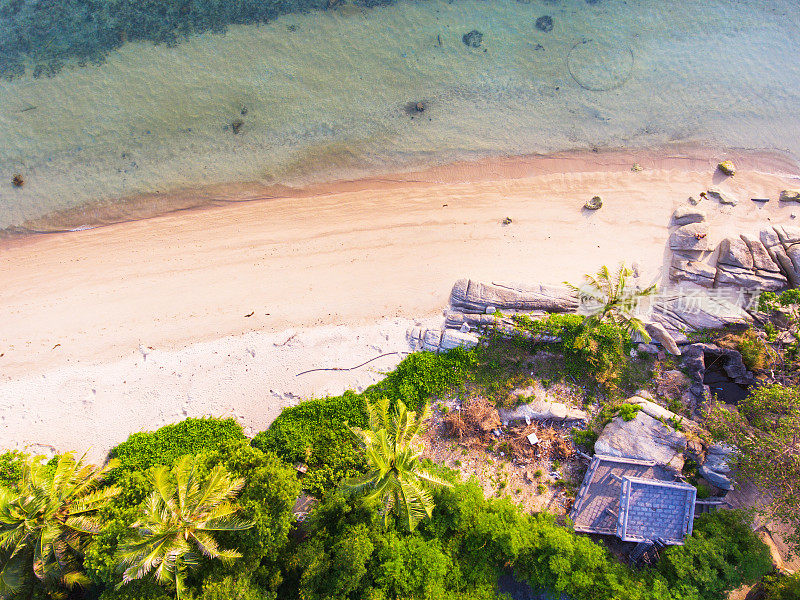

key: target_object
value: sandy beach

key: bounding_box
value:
[1,146,798,461]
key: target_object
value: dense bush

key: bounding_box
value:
[0,450,25,488]
[278,469,771,600]
[659,509,773,600]
[512,313,632,388]
[761,572,800,600]
[109,416,245,478]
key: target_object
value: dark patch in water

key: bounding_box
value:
[462,29,483,48]
[535,15,554,32]
[0,0,398,79]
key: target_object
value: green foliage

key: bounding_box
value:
[0,451,25,489]
[617,403,642,422]
[373,347,478,411]
[110,417,245,479]
[708,384,800,550]
[761,571,800,600]
[344,399,451,531]
[190,574,275,600]
[513,313,632,389]
[570,429,598,453]
[659,510,772,600]
[565,263,656,342]
[252,391,366,496]
[739,329,768,371]
[0,452,120,598]
[758,289,800,311]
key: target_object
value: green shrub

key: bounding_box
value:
[571,429,598,452]
[0,450,26,489]
[512,314,631,389]
[373,347,478,411]
[109,417,245,478]
[659,510,772,600]
[762,572,800,600]
[617,403,642,422]
[739,329,767,371]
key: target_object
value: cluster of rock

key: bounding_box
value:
[594,394,734,490]
[681,343,755,408]
[670,209,798,292]
[497,384,588,425]
[409,278,754,354]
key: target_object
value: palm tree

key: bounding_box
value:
[115,455,252,599]
[0,452,120,599]
[344,398,451,531]
[565,263,656,341]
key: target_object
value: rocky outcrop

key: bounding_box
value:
[407,327,479,352]
[672,206,706,225]
[699,443,734,490]
[670,223,713,251]
[681,343,755,408]
[779,190,800,202]
[670,226,791,292]
[649,291,751,343]
[595,409,687,470]
[498,384,588,424]
[717,161,736,176]
[449,279,578,314]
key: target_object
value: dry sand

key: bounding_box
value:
[1,146,798,461]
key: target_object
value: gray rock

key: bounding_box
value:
[449,279,578,314]
[644,321,681,355]
[715,264,786,291]
[670,223,713,251]
[407,327,479,352]
[717,237,754,270]
[498,392,588,424]
[741,234,782,273]
[706,188,739,206]
[779,189,800,202]
[637,343,659,354]
[672,206,706,225]
[670,254,717,287]
[595,411,687,470]
[649,291,751,340]
[699,465,733,490]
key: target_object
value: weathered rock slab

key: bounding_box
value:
[499,387,588,424]
[450,279,578,314]
[672,206,706,225]
[595,410,687,470]
[670,223,713,251]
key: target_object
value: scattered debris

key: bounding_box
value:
[231,119,244,134]
[12,173,24,187]
[502,216,513,225]
[631,163,643,172]
[244,311,254,317]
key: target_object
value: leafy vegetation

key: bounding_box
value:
[0,453,120,598]
[344,399,451,531]
[115,456,252,598]
[708,384,800,550]
[565,263,656,342]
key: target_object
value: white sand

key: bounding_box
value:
[0,147,797,461]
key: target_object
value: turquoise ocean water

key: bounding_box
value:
[0,0,799,232]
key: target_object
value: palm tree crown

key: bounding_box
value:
[344,398,451,531]
[115,455,252,599]
[565,263,656,341]
[0,452,120,599]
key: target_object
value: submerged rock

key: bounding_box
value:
[462,30,483,48]
[584,195,602,210]
[535,15,554,32]
[717,160,736,176]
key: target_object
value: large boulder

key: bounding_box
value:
[699,443,734,490]
[595,410,687,470]
[649,291,751,342]
[672,206,706,225]
[644,321,681,355]
[717,238,753,270]
[449,279,578,314]
[706,188,739,205]
[670,254,716,287]
[407,327,479,352]
[670,223,713,251]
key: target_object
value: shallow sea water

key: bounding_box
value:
[0,0,799,230]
